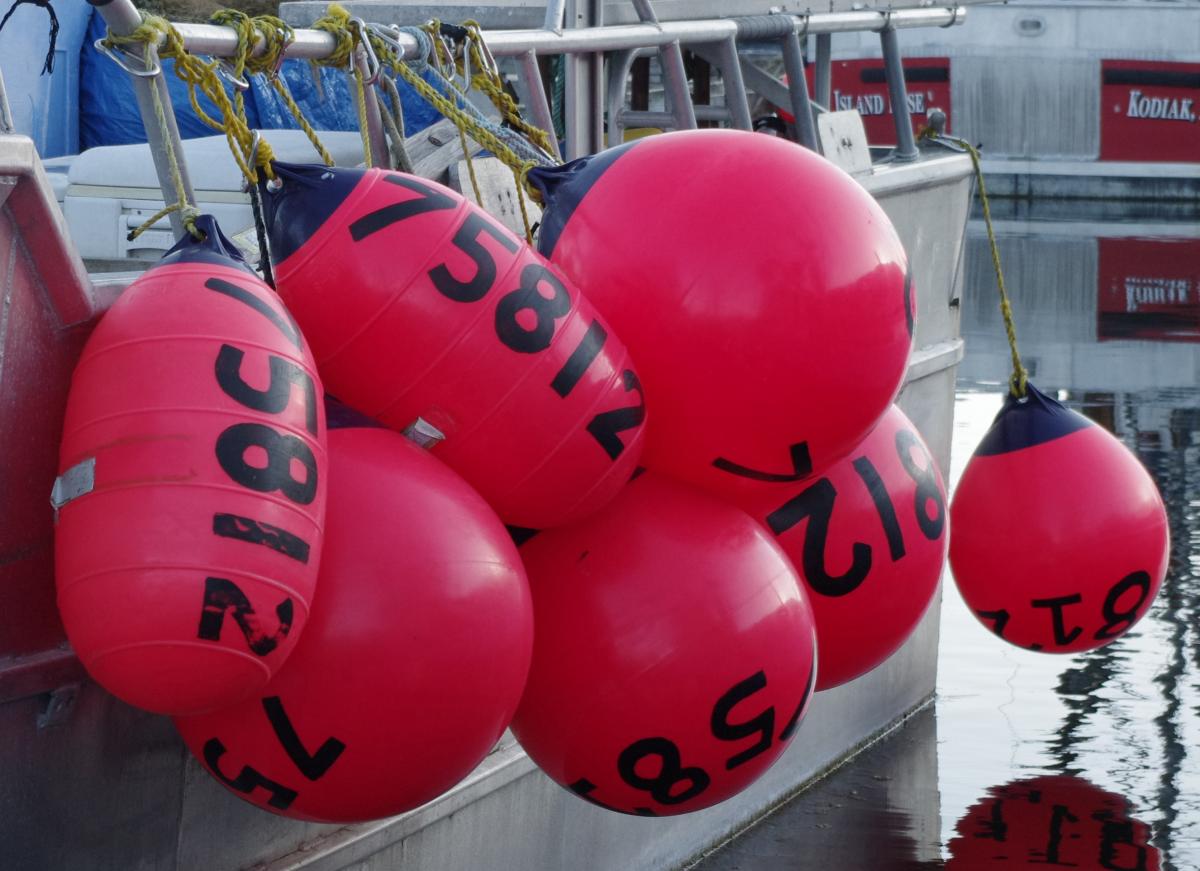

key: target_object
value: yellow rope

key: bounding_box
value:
[367,23,543,203]
[310,4,373,166]
[232,12,335,166]
[459,21,556,159]
[919,127,1028,398]
[377,73,415,172]
[353,66,372,167]
[511,165,533,244]
[127,37,202,242]
[457,124,484,204]
[101,13,276,188]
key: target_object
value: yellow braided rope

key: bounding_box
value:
[919,127,1028,398]
[309,4,374,166]
[366,26,542,203]
[460,21,555,158]
[126,37,202,241]
[511,164,534,244]
[456,124,484,204]
[235,12,336,166]
[101,13,276,188]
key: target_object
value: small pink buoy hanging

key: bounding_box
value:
[944,138,1168,654]
[950,383,1168,653]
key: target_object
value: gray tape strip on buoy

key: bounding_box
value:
[50,457,96,510]
[402,417,446,450]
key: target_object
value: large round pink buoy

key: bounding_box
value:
[532,129,912,504]
[744,405,947,690]
[950,384,1169,653]
[512,473,817,816]
[174,423,533,822]
[56,216,326,716]
[261,163,646,529]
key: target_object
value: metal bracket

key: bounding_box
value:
[94,38,161,77]
[402,417,446,449]
[349,18,382,86]
[0,67,13,134]
[37,683,80,730]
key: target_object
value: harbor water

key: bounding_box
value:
[694,203,1200,870]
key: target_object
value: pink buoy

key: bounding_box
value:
[174,423,533,822]
[56,217,326,716]
[512,473,817,816]
[744,405,947,690]
[532,129,912,504]
[950,384,1168,653]
[262,163,647,529]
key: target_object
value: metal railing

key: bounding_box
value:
[88,0,967,235]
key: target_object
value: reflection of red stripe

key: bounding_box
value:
[1097,237,1200,342]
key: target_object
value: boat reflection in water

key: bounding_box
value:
[946,775,1159,869]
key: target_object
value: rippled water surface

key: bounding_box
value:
[697,206,1200,870]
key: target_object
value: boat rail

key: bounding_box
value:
[88,0,966,236]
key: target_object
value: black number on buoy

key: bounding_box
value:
[778,660,816,742]
[976,608,1011,640]
[262,696,346,781]
[1031,594,1084,647]
[197,577,294,655]
[212,514,311,564]
[1094,571,1152,641]
[766,478,872,597]
[215,423,319,505]
[713,442,813,483]
[429,212,520,303]
[617,737,711,806]
[551,320,608,398]
[215,344,318,435]
[567,778,656,816]
[494,264,572,354]
[204,277,302,350]
[852,456,906,561]
[349,174,457,242]
[895,430,944,540]
[586,370,646,460]
[710,671,774,770]
[203,738,298,809]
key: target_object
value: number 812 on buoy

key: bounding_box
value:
[265,166,647,529]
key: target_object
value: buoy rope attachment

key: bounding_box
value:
[214,10,337,168]
[309,5,377,167]
[918,127,1029,399]
[98,17,203,243]
[100,13,278,195]
[368,18,551,241]
[206,8,281,284]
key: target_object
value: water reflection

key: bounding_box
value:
[945,776,1159,870]
[950,211,1200,870]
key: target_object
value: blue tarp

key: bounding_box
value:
[79,11,442,151]
[0,0,93,156]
